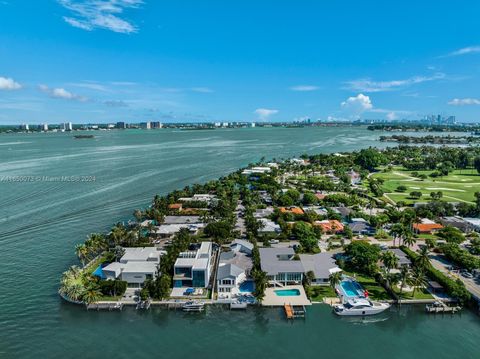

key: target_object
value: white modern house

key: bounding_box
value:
[102,247,162,288]
[173,242,213,288]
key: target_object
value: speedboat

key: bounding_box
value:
[182,301,205,312]
[333,298,390,316]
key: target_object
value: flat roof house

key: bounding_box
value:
[299,253,341,286]
[174,242,213,288]
[102,247,162,288]
[259,247,304,285]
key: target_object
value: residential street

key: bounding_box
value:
[429,254,480,301]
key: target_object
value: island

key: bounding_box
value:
[60,145,480,317]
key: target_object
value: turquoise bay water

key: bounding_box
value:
[1,127,479,359]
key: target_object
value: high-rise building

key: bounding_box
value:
[19,124,29,131]
[116,121,127,129]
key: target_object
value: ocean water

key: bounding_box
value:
[1,127,479,359]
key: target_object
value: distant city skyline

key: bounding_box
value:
[1,1,480,124]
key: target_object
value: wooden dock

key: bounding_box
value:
[87,302,123,311]
[425,301,461,314]
[284,304,306,319]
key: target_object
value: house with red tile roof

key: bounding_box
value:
[314,220,344,234]
[413,219,444,234]
[279,206,304,215]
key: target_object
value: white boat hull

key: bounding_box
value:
[334,302,390,316]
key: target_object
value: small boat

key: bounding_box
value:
[333,298,390,316]
[230,301,248,310]
[74,134,95,139]
[182,301,205,312]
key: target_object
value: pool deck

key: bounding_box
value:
[262,285,311,307]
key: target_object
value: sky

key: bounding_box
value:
[1,0,480,124]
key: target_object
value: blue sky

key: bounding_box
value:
[1,0,480,124]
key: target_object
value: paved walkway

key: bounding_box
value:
[262,285,311,306]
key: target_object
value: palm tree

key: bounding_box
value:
[398,266,411,295]
[380,251,398,288]
[416,246,430,272]
[67,283,84,302]
[75,244,87,266]
[253,270,268,302]
[329,271,342,290]
[409,268,428,297]
[403,234,417,248]
[82,286,101,305]
[390,223,404,247]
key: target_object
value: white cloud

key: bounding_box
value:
[58,0,143,34]
[341,94,373,116]
[345,73,445,92]
[69,82,109,92]
[290,85,319,92]
[443,46,480,57]
[254,108,279,120]
[448,98,480,106]
[0,76,22,90]
[39,85,88,102]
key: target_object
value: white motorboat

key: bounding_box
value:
[333,298,390,316]
[182,301,205,312]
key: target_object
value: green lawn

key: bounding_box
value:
[394,287,434,300]
[370,168,480,205]
[308,285,336,301]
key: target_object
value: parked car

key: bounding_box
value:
[269,239,279,244]
[461,270,474,279]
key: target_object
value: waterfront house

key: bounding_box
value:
[242,166,272,175]
[216,249,253,298]
[153,223,205,238]
[163,216,202,224]
[299,252,341,285]
[259,247,304,285]
[174,241,213,288]
[413,218,444,234]
[102,247,162,288]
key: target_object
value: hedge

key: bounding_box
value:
[400,246,471,304]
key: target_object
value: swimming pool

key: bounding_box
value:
[92,264,107,279]
[239,280,255,293]
[340,280,363,298]
[274,289,300,297]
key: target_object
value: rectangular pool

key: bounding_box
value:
[274,289,300,297]
[340,280,363,298]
